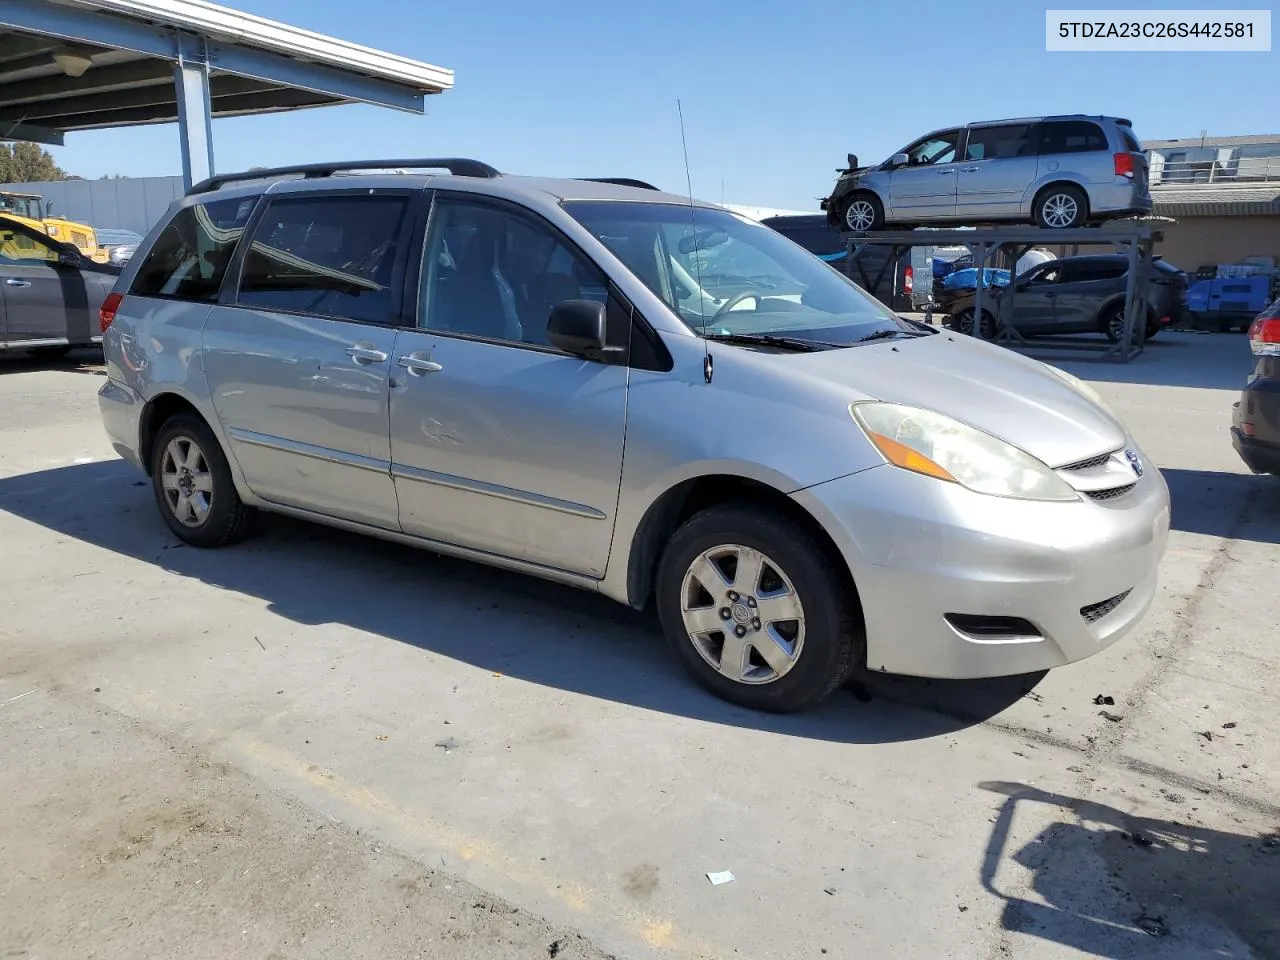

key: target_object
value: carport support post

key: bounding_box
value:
[174,47,215,190]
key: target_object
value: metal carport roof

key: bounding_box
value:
[0,0,453,185]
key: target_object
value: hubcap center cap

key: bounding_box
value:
[730,602,752,625]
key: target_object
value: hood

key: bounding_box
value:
[786,333,1126,468]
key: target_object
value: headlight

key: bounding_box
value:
[1041,363,1119,421]
[850,402,1078,502]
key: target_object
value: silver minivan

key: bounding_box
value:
[98,160,1170,712]
[823,115,1152,232]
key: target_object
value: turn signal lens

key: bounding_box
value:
[864,430,956,482]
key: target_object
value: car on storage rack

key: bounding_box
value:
[945,254,1186,343]
[823,115,1151,232]
[97,158,1169,713]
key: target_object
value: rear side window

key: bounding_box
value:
[131,195,259,301]
[236,194,410,325]
[1120,128,1142,153]
[1039,121,1108,155]
[1061,260,1127,283]
[965,124,1035,161]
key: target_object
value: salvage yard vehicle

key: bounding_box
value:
[98,159,1170,712]
[0,190,108,263]
[1,214,120,354]
[1232,298,1280,475]
[947,254,1186,342]
[823,115,1151,232]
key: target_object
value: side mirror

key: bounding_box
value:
[548,299,611,358]
[889,152,910,168]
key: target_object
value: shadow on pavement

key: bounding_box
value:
[1162,467,1280,545]
[0,459,1046,745]
[979,781,1279,959]
[0,347,105,377]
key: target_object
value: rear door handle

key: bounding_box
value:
[936,169,953,175]
[4,278,31,287]
[961,166,980,173]
[397,354,443,376]
[345,345,388,365]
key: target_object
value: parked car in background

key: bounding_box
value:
[945,254,1185,342]
[761,214,933,312]
[1232,298,1280,474]
[823,115,1151,232]
[94,228,144,267]
[1,214,121,354]
[97,158,1168,713]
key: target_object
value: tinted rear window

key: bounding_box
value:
[131,195,259,301]
[1039,121,1108,155]
[1063,259,1127,282]
[236,194,410,325]
[1120,128,1142,153]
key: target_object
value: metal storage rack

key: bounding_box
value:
[842,224,1161,363]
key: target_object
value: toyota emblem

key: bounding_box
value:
[1124,449,1143,477]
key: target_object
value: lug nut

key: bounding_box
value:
[752,618,761,630]
[727,591,739,602]
[734,626,747,638]
[719,608,731,620]
[746,597,757,608]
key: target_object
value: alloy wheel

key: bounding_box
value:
[159,435,214,527]
[679,544,806,685]
[1041,193,1079,228]
[845,200,877,232]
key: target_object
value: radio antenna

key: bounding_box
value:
[678,98,712,384]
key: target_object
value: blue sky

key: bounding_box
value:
[47,0,1276,210]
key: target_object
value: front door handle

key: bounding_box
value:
[346,345,388,365]
[4,278,32,287]
[936,169,953,175]
[961,166,980,173]
[396,354,443,376]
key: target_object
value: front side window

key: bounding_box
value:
[904,131,959,166]
[237,194,409,324]
[420,198,610,347]
[1039,121,1108,155]
[132,195,259,301]
[965,125,1035,161]
[564,202,923,347]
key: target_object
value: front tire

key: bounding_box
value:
[655,503,864,713]
[952,306,998,340]
[842,193,884,233]
[150,413,254,548]
[1034,185,1088,229]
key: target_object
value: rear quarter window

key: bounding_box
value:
[1039,121,1108,155]
[1121,128,1142,153]
[131,195,260,301]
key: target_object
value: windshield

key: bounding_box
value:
[0,194,42,220]
[562,202,923,347]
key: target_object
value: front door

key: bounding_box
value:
[203,190,415,529]
[1005,262,1065,333]
[0,221,91,344]
[954,123,1039,221]
[886,129,961,221]
[389,194,628,578]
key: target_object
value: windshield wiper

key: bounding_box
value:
[702,332,836,352]
[855,328,931,344]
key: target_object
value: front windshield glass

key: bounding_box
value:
[563,202,925,346]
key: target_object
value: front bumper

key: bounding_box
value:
[98,377,146,472]
[792,461,1170,679]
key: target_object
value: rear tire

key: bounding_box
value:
[150,413,254,548]
[655,503,864,713]
[1034,184,1088,229]
[952,306,997,340]
[1101,303,1142,344]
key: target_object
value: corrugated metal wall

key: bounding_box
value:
[0,176,184,235]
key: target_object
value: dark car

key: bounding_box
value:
[1,214,121,354]
[945,254,1186,342]
[760,214,933,312]
[1232,298,1280,475]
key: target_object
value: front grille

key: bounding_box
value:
[1086,484,1136,502]
[1080,590,1132,624]
[1060,451,1116,471]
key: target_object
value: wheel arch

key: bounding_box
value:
[622,473,862,618]
[1032,180,1091,223]
[137,391,211,476]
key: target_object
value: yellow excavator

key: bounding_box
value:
[0,190,108,262]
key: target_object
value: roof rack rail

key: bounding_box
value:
[577,177,660,191]
[187,158,501,195]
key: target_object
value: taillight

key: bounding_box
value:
[99,292,123,333]
[1113,152,1135,178]
[1248,315,1280,356]
[903,266,913,294]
